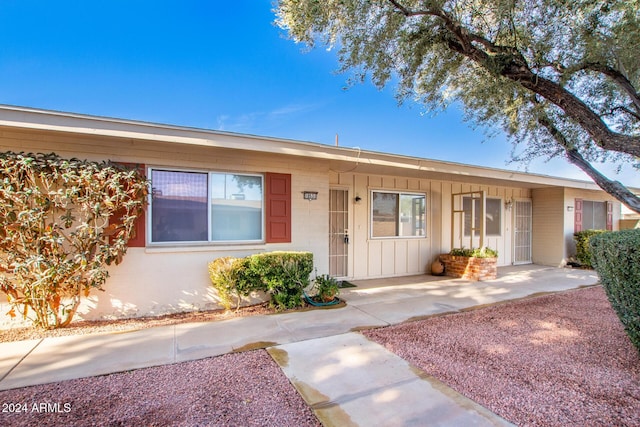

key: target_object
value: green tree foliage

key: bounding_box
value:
[276,0,640,213]
[0,152,149,329]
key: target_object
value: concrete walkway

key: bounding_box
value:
[0,265,599,426]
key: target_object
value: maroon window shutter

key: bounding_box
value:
[265,173,291,243]
[110,163,146,248]
[574,198,583,233]
[606,201,613,231]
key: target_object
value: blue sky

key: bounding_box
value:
[1,0,637,187]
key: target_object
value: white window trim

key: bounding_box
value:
[463,196,503,237]
[370,189,427,240]
[147,167,265,246]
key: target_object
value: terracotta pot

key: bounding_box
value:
[431,259,445,275]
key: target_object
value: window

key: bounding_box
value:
[371,191,426,238]
[463,197,502,236]
[150,169,263,243]
[581,200,607,230]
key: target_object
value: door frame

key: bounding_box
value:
[512,198,533,264]
[329,187,351,278]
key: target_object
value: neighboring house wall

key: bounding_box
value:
[532,187,621,266]
[563,188,620,259]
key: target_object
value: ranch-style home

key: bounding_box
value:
[0,105,626,322]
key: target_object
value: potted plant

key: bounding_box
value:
[311,274,340,303]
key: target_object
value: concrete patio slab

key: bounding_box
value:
[342,265,599,324]
[269,333,514,427]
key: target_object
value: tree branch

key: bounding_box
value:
[581,63,640,113]
[535,103,640,213]
[386,0,640,158]
[605,105,640,122]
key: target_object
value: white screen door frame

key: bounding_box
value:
[329,189,349,278]
[513,199,532,264]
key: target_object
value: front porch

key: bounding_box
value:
[340,265,599,325]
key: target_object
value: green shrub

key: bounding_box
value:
[208,257,245,310]
[449,247,498,258]
[244,251,313,310]
[208,251,313,311]
[574,229,608,268]
[589,229,640,352]
[0,152,148,329]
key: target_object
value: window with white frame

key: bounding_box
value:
[463,197,502,236]
[150,169,263,243]
[371,191,426,238]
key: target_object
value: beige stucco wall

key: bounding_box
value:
[0,128,329,326]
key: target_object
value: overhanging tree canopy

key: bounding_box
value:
[276,0,640,213]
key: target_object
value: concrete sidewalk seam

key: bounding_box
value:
[0,338,43,383]
[348,304,391,328]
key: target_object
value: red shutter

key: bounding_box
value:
[574,198,583,233]
[110,163,146,248]
[265,172,291,243]
[606,201,613,231]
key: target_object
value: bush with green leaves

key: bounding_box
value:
[573,229,608,268]
[0,152,148,329]
[208,251,313,311]
[207,257,245,311]
[449,247,498,258]
[589,229,640,352]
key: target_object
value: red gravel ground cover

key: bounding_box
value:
[0,350,320,427]
[364,286,640,427]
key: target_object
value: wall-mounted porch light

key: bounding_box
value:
[302,191,318,201]
[567,205,574,212]
[504,198,513,211]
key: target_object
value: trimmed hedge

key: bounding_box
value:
[574,229,608,268]
[589,229,640,352]
[208,251,313,310]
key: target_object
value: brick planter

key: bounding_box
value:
[438,254,497,281]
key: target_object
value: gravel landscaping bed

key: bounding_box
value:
[0,350,320,427]
[1,286,637,426]
[364,286,640,427]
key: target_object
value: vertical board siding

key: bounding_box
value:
[344,171,529,279]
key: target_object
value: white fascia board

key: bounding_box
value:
[0,104,623,192]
